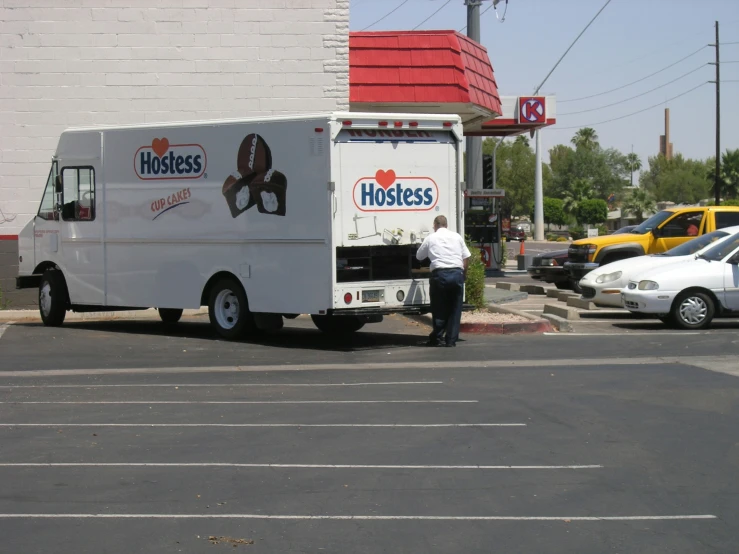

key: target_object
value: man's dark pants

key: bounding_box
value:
[429,268,465,346]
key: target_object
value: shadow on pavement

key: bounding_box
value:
[12,317,434,354]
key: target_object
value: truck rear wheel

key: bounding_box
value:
[208,277,255,339]
[158,308,183,324]
[39,269,68,327]
[311,314,365,334]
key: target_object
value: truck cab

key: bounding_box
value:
[564,206,739,281]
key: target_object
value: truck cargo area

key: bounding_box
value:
[336,245,430,282]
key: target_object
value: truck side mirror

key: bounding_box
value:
[651,227,662,238]
[54,175,63,194]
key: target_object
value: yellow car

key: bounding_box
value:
[564,206,739,281]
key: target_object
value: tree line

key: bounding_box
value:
[484,128,739,233]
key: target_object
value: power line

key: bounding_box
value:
[577,28,709,80]
[559,64,709,116]
[413,0,453,30]
[559,45,709,103]
[361,0,410,31]
[554,82,708,131]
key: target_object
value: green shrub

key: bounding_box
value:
[556,236,568,242]
[569,225,586,240]
[464,237,487,310]
[597,224,609,236]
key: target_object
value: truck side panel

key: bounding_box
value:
[100,119,332,313]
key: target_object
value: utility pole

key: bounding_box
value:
[630,144,634,188]
[464,0,483,192]
[713,20,721,205]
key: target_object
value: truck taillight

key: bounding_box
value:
[343,120,352,126]
[409,122,418,127]
[443,122,452,127]
[394,121,403,127]
[344,293,352,305]
[378,121,388,127]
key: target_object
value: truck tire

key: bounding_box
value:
[671,290,715,330]
[311,314,365,334]
[208,277,255,339]
[158,308,183,324]
[39,269,68,327]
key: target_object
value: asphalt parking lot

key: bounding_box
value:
[1,314,738,553]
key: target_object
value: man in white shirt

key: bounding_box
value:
[416,215,471,347]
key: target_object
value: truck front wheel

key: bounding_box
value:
[39,269,68,327]
[208,277,255,339]
[311,315,365,334]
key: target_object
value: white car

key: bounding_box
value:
[578,226,739,307]
[621,231,739,329]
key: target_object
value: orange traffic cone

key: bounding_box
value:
[519,239,525,256]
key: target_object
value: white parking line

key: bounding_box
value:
[0,463,601,470]
[0,423,525,428]
[0,513,716,521]
[543,332,702,337]
[0,381,444,389]
[0,322,13,340]
[0,400,477,405]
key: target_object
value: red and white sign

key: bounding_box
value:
[518,97,546,124]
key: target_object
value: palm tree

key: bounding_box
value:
[720,148,739,200]
[621,187,656,224]
[625,152,642,187]
[570,128,599,150]
[562,178,593,221]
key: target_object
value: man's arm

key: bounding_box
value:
[416,237,430,261]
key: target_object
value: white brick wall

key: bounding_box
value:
[0,0,350,235]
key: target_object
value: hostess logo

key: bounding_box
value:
[135,138,206,181]
[353,170,439,212]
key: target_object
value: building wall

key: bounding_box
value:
[0,0,349,307]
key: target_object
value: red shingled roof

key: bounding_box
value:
[350,30,502,116]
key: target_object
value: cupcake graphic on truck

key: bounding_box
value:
[222,133,288,217]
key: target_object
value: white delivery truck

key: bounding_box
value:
[16,112,465,339]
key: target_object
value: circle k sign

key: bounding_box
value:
[518,97,546,124]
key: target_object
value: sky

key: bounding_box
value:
[349,0,739,171]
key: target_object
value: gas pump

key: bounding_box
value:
[463,188,505,271]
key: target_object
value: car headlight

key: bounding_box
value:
[595,271,622,284]
[638,280,659,290]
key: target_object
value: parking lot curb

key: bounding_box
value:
[541,313,573,332]
[406,305,552,335]
[0,308,208,322]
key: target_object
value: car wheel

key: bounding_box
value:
[555,282,570,290]
[569,279,583,294]
[208,277,256,339]
[311,314,365,334]
[158,308,183,324]
[39,269,68,327]
[671,291,715,330]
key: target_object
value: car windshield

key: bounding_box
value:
[698,231,739,261]
[630,211,673,235]
[660,230,729,257]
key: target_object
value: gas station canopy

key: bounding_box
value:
[349,30,555,136]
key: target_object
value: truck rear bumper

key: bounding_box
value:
[16,275,41,290]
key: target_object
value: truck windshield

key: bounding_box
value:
[660,229,729,257]
[698,232,739,261]
[630,211,673,235]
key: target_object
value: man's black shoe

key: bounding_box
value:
[424,340,441,347]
